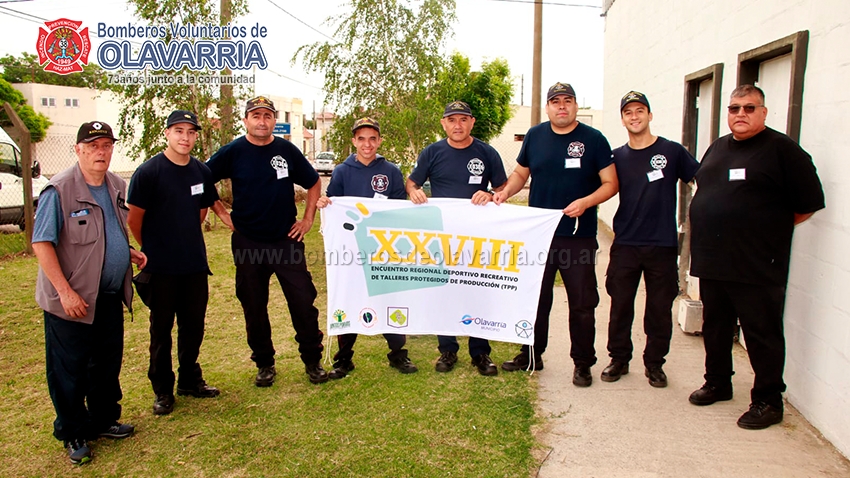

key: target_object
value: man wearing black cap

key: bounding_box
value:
[206,96,328,386]
[688,85,824,429]
[494,83,617,387]
[406,101,507,376]
[32,121,147,464]
[127,110,229,415]
[599,91,700,388]
[317,117,418,378]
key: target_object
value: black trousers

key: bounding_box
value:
[231,232,323,367]
[44,292,124,441]
[605,244,679,368]
[699,278,787,408]
[521,236,599,366]
[147,272,209,395]
[333,333,407,364]
[437,335,490,358]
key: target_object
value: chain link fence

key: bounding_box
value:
[0,132,139,256]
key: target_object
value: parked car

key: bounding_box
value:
[314,151,336,175]
[0,128,47,230]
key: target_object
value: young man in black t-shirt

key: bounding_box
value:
[206,97,328,387]
[494,83,618,387]
[128,110,228,415]
[407,101,508,376]
[601,92,699,388]
[688,85,824,430]
[317,117,418,378]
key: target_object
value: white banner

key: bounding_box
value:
[321,198,562,345]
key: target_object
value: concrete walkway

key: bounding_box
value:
[533,231,850,477]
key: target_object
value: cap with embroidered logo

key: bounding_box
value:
[352,117,381,134]
[76,121,118,144]
[547,82,576,101]
[166,110,202,130]
[245,96,277,116]
[620,91,651,112]
[443,101,473,118]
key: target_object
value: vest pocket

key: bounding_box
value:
[69,218,99,245]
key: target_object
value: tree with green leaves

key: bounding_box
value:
[295,1,513,171]
[0,77,51,143]
[438,53,513,143]
[115,0,248,164]
[1,52,118,92]
[295,0,456,170]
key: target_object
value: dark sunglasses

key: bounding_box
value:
[727,104,762,114]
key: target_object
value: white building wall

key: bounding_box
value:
[602,0,850,457]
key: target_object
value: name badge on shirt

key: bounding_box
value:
[70,208,90,217]
[729,168,746,181]
[373,192,388,199]
[191,183,204,195]
[276,168,289,179]
[468,175,483,184]
[647,170,664,182]
[564,157,581,169]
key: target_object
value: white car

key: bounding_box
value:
[0,128,47,230]
[314,151,336,175]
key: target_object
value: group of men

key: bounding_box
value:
[33,82,824,465]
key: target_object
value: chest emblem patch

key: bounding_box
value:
[567,141,585,158]
[650,154,667,170]
[467,158,485,176]
[371,174,389,193]
[270,155,288,171]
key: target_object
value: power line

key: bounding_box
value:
[0,6,43,24]
[479,0,601,7]
[265,68,323,90]
[265,0,337,43]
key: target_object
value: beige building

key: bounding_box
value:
[13,83,311,174]
[600,0,850,457]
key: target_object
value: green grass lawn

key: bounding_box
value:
[0,208,540,477]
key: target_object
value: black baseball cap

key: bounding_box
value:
[547,82,576,101]
[620,91,651,112]
[443,101,473,117]
[166,110,202,130]
[352,117,380,134]
[245,96,277,116]
[76,121,118,144]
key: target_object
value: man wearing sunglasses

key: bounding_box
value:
[688,85,825,430]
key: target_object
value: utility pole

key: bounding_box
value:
[530,0,543,126]
[220,0,234,144]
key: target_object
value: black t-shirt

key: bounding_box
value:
[206,136,319,242]
[408,138,507,199]
[517,121,613,237]
[326,154,406,199]
[127,153,219,274]
[690,128,825,286]
[612,137,700,247]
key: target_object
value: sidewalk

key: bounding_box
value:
[533,230,850,477]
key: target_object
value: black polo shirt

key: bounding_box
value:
[612,137,699,247]
[690,128,825,286]
[517,121,613,237]
[127,153,219,274]
[409,138,507,199]
[206,136,319,242]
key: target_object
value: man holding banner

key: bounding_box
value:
[317,117,419,379]
[494,83,617,387]
[406,101,508,376]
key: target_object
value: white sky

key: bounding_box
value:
[0,0,605,114]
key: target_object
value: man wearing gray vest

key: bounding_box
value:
[32,121,147,465]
